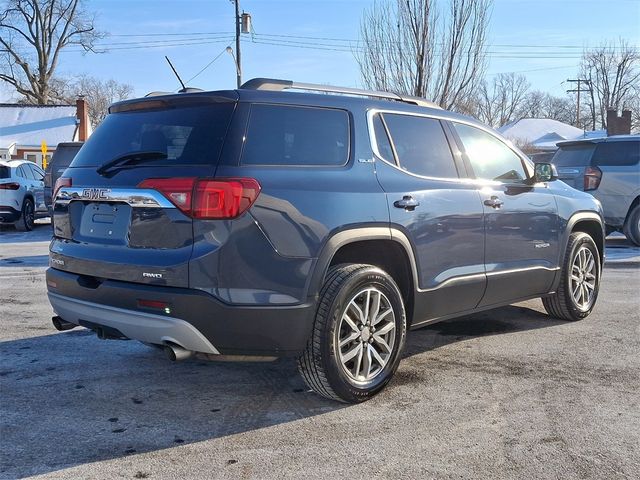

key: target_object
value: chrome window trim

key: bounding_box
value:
[366,108,534,182]
[54,187,175,209]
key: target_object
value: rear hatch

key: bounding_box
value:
[552,142,596,190]
[50,92,237,288]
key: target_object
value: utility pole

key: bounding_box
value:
[233,0,241,88]
[566,79,590,129]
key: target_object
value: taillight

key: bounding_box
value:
[53,177,72,199]
[0,182,20,190]
[138,178,195,215]
[138,177,261,219]
[584,166,602,191]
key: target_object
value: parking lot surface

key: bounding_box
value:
[1,224,639,479]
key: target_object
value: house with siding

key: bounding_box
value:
[0,99,91,168]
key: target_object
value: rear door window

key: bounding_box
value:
[381,114,458,178]
[241,104,349,166]
[70,103,234,167]
[28,163,44,180]
[592,141,640,166]
[453,122,528,182]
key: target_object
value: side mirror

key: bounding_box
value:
[533,162,558,183]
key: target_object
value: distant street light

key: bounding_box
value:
[226,46,241,78]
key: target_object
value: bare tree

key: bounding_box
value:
[63,75,134,126]
[357,0,492,110]
[517,90,578,127]
[0,0,101,104]
[475,73,529,127]
[580,40,640,129]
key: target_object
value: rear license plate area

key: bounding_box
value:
[75,202,131,244]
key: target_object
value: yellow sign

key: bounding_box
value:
[41,140,48,168]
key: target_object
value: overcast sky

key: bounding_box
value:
[1,0,639,102]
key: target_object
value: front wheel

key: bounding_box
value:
[298,264,407,403]
[542,232,601,321]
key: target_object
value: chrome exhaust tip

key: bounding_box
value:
[52,316,77,331]
[164,344,193,361]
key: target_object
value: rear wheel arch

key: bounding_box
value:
[624,195,640,226]
[309,228,418,326]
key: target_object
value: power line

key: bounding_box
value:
[185,46,231,84]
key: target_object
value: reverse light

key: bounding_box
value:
[138,177,261,219]
[53,177,72,199]
[0,182,20,190]
[584,166,602,191]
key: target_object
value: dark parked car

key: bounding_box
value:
[553,135,640,245]
[44,142,83,212]
[47,78,605,403]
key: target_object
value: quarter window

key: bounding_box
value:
[453,123,527,182]
[372,114,394,162]
[592,142,639,166]
[242,104,349,166]
[381,114,458,178]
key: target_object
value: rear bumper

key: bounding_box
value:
[46,268,315,356]
[0,206,20,223]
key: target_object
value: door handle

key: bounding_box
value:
[483,196,504,209]
[394,195,420,211]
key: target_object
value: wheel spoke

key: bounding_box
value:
[342,313,360,334]
[362,344,372,378]
[372,334,391,353]
[349,301,365,324]
[362,290,371,325]
[376,321,394,336]
[369,290,381,324]
[342,343,361,363]
[339,331,360,348]
[369,344,386,367]
[352,345,364,378]
[372,307,392,326]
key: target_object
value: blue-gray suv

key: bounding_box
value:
[47,79,605,403]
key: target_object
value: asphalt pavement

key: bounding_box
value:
[1,224,639,479]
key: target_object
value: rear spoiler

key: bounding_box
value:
[109,91,238,114]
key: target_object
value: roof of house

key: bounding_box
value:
[0,104,78,149]
[498,118,606,151]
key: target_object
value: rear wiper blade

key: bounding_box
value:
[96,151,168,176]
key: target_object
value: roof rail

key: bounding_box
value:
[240,78,441,109]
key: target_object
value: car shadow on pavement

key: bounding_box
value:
[0,254,49,267]
[0,304,563,478]
[0,223,52,244]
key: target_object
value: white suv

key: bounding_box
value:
[0,160,48,231]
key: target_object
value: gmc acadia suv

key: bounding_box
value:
[47,78,605,403]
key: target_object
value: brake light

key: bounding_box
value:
[584,166,602,191]
[0,182,20,190]
[53,177,72,199]
[138,177,261,219]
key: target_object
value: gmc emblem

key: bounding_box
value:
[82,188,111,200]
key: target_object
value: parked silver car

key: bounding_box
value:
[553,135,640,245]
[0,160,48,231]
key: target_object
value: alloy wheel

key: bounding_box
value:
[570,246,597,310]
[336,287,396,384]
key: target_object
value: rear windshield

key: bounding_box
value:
[241,104,349,166]
[0,166,10,179]
[592,141,639,166]
[552,145,595,167]
[70,103,234,168]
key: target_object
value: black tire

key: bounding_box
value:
[542,232,601,321]
[297,264,407,403]
[15,198,34,232]
[623,205,640,247]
